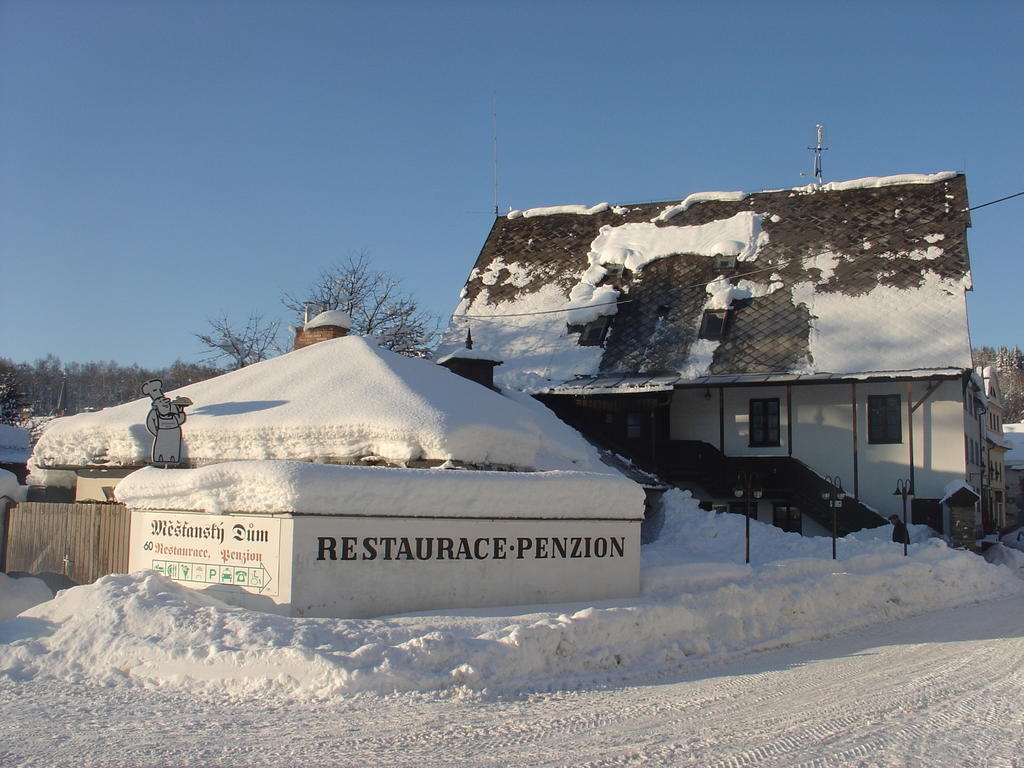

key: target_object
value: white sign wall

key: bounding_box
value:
[129,511,640,619]
[128,510,293,614]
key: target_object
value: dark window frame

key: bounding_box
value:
[772,503,802,534]
[749,398,781,447]
[867,394,902,444]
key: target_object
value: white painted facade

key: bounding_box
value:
[670,377,975,531]
[74,468,134,503]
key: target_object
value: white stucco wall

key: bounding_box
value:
[128,511,640,618]
[670,379,971,521]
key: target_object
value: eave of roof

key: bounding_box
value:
[540,368,969,396]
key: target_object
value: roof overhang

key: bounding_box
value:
[538,373,681,396]
[540,368,969,396]
[679,369,968,389]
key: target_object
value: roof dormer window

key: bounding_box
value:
[714,254,737,271]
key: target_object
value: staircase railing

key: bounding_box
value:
[658,441,885,535]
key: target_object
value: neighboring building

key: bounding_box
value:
[1005,423,1024,527]
[443,172,985,540]
[978,366,1010,532]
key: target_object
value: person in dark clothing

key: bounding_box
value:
[889,514,910,545]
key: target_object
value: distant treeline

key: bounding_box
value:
[1,355,222,422]
[2,345,1021,427]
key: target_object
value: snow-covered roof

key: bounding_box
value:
[114,460,643,518]
[0,424,30,464]
[1005,423,1024,470]
[441,173,974,392]
[435,346,503,365]
[31,336,604,472]
[940,480,981,505]
[304,309,352,330]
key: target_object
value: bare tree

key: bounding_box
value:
[283,251,437,357]
[196,313,282,370]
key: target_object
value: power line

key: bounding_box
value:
[967,190,1024,212]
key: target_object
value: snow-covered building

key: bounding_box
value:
[27,334,644,616]
[442,172,986,540]
[31,334,622,496]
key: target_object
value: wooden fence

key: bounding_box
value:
[3,502,131,589]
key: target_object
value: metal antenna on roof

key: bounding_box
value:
[802,123,828,184]
[492,90,500,216]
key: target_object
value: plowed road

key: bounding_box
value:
[2,596,1022,767]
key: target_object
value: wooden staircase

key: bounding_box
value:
[656,441,886,536]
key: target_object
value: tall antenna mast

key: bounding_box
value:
[492,90,499,215]
[806,123,827,184]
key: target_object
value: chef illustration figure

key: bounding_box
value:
[141,379,192,465]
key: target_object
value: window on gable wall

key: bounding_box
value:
[868,394,902,444]
[749,398,781,447]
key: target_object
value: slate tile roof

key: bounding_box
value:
[443,174,974,392]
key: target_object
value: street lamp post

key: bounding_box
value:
[822,475,846,560]
[734,471,763,564]
[893,479,913,557]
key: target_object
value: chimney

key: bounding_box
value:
[436,328,503,390]
[293,309,353,351]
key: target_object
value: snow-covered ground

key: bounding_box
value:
[2,595,1020,767]
[0,491,1021,766]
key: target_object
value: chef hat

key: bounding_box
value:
[141,379,165,400]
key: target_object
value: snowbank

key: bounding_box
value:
[0,574,52,621]
[1,490,1019,698]
[114,460,645,518]
[984,543,1024,578]
[0,424,29,464]
[31,336,601,472]
[0,468,25,502]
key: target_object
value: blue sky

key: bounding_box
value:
[3,0,1022,368]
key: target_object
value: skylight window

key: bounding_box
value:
[698,309,729,339]
[568,317,611,346]
[714,254,738,270]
